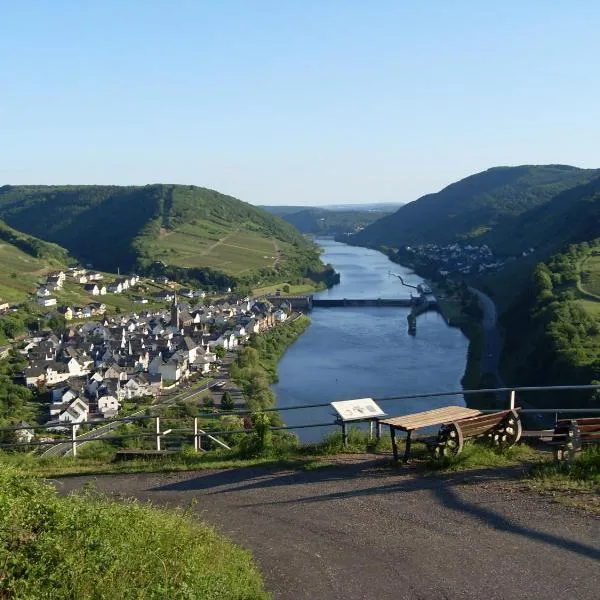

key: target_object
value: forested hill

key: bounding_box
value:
[0,185,330,290]
[0,219,71,304]
[261,206,392,235]
[350,165,600,253]
[0,219,71,264]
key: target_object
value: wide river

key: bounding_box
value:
[273,239,469,442]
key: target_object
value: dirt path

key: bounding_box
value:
[200,226,242,256]
[56,459,599,600]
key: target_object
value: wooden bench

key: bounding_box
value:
[552,418,600,461]
[380,406,522,461]
[428,408,522,459]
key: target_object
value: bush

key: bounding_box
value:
[0,467,268,599]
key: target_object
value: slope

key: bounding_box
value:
[262,206,392,235]
[0,220,71,303]
[351,165,600,252]
[0,185,329,289]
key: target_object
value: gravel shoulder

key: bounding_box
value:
[56,458,600,600]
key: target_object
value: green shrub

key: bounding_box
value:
[75,440,116,461]
[529,446,600,487]
[0,467,269,599]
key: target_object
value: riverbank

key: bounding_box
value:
[230,315,311,420]
[344,240,487,396]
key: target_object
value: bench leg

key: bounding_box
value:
[403,430,413,463]
[390,426,398,461]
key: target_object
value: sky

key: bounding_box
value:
[2,1,599,205]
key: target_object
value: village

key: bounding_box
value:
[3,267,293,439]
[403,242,528,276]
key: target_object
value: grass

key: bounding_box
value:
[0,466,269,599]
[528,446,600,490]
[152,221,281,274]
[0,447,335,479]
[579,254,600,297]
[252,281,327,297]
[0,242,53,303]
[423,441,538,472]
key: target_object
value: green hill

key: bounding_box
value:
[0,185,332,290]
[0,220,70,303]
[261,206,391,236]
[350,165,600,252]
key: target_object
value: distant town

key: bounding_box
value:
[1,267,293,440]
[404,242,534,276]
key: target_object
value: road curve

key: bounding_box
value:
[469,287,502,383]
[42,381,218,457]
[57,460,599,600]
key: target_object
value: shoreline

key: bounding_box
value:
[338,238,484,398]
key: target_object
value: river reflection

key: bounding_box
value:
[273,239,469,442]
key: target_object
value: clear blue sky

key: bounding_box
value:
[2,1,599,205]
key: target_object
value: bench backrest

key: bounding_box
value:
[454,409,520,439]
[554,418,600,441]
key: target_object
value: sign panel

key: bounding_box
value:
[331,398,386,422]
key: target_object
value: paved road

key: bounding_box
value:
[469,287,501,382]
[42,380,220,457]
[57,459,600,600]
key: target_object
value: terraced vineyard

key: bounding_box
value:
[0,184,328,290]
[152,222,279,273]
[579,254,600,298]
[0,242,49,303]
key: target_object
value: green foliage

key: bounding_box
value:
[529,446,600,488]
[0,353,37,432]
[351,165,600,252]
[0,184,328,291]
[221,390,234,410]
[263,206,391,235]
[501,240,600,400]
[0,466,269,599]
[238,412,274,458]
[213,345,226,359]
[425,441,536,472]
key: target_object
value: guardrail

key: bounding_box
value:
[1,384,599,457]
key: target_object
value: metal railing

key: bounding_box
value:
[0,384,599,457]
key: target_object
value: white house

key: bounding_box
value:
[274,309,288,323]
[15,422,35,444]
[37,287,52,298]
[84,283,100,296]
[57,397,89,425]
[37,297,57,307]
[97,395,120,418]
[107,282,123,294]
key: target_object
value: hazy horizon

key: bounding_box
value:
[2,2,599,206]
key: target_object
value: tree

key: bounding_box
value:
[221,390,234,410]
[214,346,226,359]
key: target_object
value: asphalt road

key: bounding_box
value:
[57,459,600,599]
[469,287,501,382]
[42,379,220,457]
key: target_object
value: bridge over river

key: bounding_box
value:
[266,294,424,310]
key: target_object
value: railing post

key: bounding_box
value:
[509,390,516,410]
[194,417,198,452]
[155,416,161,452]
[71,423,77,458]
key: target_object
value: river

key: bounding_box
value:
[272,239,469,442]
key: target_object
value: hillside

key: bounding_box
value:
[499,241,600,402]
[350,165,600,253]
[262,206,392,236]
[0,220,70,303]
[0,185,331,290]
